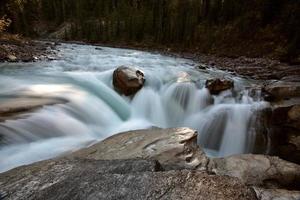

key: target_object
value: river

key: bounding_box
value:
[0,43,269,172]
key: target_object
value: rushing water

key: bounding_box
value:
[0,43,269,172]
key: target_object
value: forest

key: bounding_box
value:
[1,0,300,61]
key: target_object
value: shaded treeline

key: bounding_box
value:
[1,0,300,60]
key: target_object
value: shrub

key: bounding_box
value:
[0,15,11,33]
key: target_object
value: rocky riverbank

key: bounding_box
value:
[57,40,299,81]
[0,34,57,62]
[1,128,299,199]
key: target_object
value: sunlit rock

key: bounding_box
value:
[71,127,208,170]
[7,54,17,62]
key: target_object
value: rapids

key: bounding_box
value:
[0,43,268,172]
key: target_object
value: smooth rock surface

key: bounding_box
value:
[208,154,300,189]
[113,66,145,96]
[264,81,300,100]
[0,96,67,122]
[0,158,257,200]
[253,187,300,200]
[71,127,208,170]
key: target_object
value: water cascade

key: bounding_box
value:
[0,43,269,172]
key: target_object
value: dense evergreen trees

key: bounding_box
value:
[2,0,300,60]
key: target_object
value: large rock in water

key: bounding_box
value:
[0,158,257,200]
[205,78,234,95]
[113,66,145,96]
[71,127,208,170]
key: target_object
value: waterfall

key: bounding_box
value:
[0,43,269,172]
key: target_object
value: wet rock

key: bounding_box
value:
[95,47,103,50]
[0,96,67,122]
[253,187,300,200]
[196,64,207,70]
[71,127,208,170]
[264,81,300,101]
[0,158,257,200]
[113,66,145,96]
[249,107,272,154]
[205,78,234,95]
[208,154,300,189]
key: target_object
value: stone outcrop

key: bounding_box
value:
[263,81,300,101]
[71,127,208,170]
[113,66,145,96]
[1,128,300,200]
[270,103,300,164]
[208,154,300,189]
[205,78,234,95]
[0,158,257,200]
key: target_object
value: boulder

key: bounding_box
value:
[208,154,300,189]
[113,66,145,96]
[0,158,257,200]
[253,187,300,200]
[205,78,234,95]
[71,127,208,170]
[270,103,300,164]
[263,81,300,101]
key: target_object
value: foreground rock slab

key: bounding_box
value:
[71,127,208,170]
[113,66,145,96]
[0,158,257,200]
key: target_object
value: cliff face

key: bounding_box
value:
[1,0,300,62]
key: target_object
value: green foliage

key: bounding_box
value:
[0,15,11,34]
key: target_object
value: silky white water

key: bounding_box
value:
[0,43,268,172]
